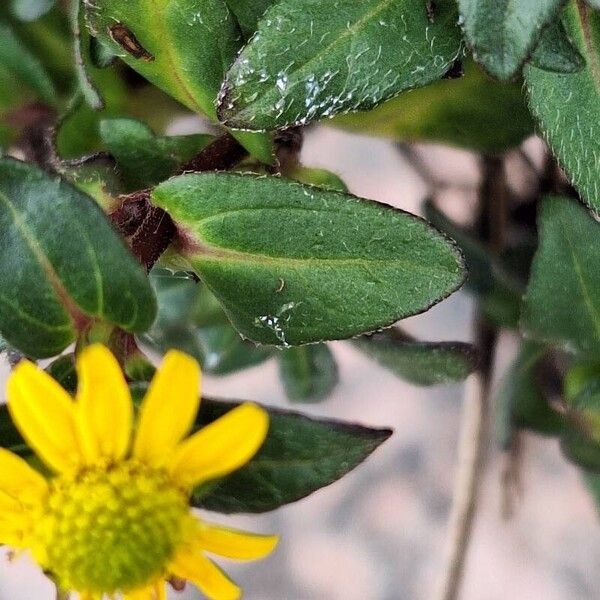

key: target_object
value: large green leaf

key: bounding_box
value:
[352,330,477,386]
[84,0,274,163]
[459,0,565,80]
[151,173,466,346]
[522,196,600,357]
[218,0,463,130]
[194,399,392,513]
[0,159,156,358]
[333,60,533,154]
[277,344,338,402]
[529,18,585,73]
[526,1,600,213]
[100,118,213,191]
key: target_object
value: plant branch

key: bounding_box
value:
[434,155,506,600]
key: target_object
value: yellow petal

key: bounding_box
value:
[76,344,132,463]
[170,548,241,600]
[168,403,268,488]
[195,522,279,560]
[7,361,81,473]
[0,448,47,505]
[134,350,201,466]
[123,585,154,600]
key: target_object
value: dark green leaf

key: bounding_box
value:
[333,59,533,154]
[218,0,463,130]
[529,18,585,73]
[495,341,563,445]
[194,398,392,513]
[0,404,27,456]
[352,329,477,386]
[522,196,600,356]
[459,0,564,80]
[100,118,213,191]
[0,158,156,358]
[525,1,600,213]
[151,173,466,346]
[46,354,77,393]
[277,344,338,402]
[84,0,274,163]
[224,0,275,38]
[0,19,56,104]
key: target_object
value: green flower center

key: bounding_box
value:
[33,460,190,595]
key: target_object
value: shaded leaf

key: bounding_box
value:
[333,60,533,154]
[194,398,392,513]
[522,196,600,356]
[100,118,213,190]
[459,0,565,80]
[525,1,600,213]
[46,354,77,392]
[218,0,462,130]
[352,329,477,386]
[277,344,338,402]
[529,18,585,73]
[224,0,275,38]
[151,173,466,346]
[0,158,156,358]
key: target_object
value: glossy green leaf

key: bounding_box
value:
[526,1,600,213]
[459,0,565,80]
[561,379,600,470]
[151,173,466,346]
[277,344,338,402]
[333,60,533,154]
[496,341,562,444]
[0,158,156,358]
[194,398,392,513]
[84,0,274,163]
[0,19,56,104]
[352,329,477,386]
[224,0,275,38]
[100,118,213,191]
[522,196,600,356]
[529,19,585,73]
[218,0,463,131]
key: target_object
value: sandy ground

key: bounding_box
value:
[0,127,598,599]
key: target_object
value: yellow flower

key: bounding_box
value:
[0,345,277,600]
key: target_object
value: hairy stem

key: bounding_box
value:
[434,155,506,600]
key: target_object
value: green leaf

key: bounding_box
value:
[84,0,274,163]
[291,166,348,193]
[495,341,563,445]
[458,0,565,80]
[100,118,213,191]
[224,0,275,38]
[0,19,56,104]
[277,344,338,402]
[10,0,55,22]
[0,158,156,358]
[151,173,466,346]
[525,1,600,213]
[352,329,477,386]
[218,0,463,131]
[529,18,585,73]
[46,354,77,393]
[522,196,600,356]
[0,404,27,456]
[194,398,392,513]
[333,60,533,154]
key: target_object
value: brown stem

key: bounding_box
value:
[434,155,505,600]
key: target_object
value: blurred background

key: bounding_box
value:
[1,126,599,600]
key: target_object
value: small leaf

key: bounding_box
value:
[333,59,533,154]
[522,196,600,356]
[46,354,77,393]
[291,166,348,193]
[0,404,27,456]
[458,0,565,80]
[352,329,477,386]
[529,18,585,73]
[151,173,466,346]
[0,19,56,104]
[0,158,156,358]
[194,398,392,513]
[224,0,275,38]
[218,0,463,130]
[100,118,213,191]
[277,344,338,402]
[525,1,600,213]
[495,341,563,445]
